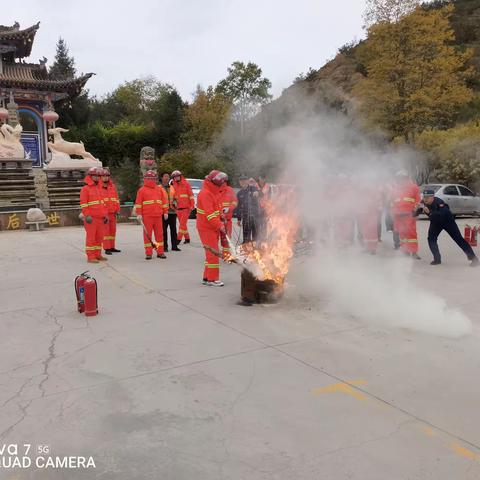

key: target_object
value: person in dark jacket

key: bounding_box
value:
[236,175,261,243]
[415,189,479,267]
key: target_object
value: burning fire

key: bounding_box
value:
[229,186,299,284]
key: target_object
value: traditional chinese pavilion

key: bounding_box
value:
[0,21,93,167]
[0,21,95,215]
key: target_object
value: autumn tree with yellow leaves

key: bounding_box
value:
[354,4,474,142]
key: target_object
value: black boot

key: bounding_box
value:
[430,260,441,265]
[184,238,190,244]
[104,249,112,255]
[110,248,121,253]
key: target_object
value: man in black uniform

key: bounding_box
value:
[236,176,261,244]
[415,189,479,267]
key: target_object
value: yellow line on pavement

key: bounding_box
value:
[312,380,368,401]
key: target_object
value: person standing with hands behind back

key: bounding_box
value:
[415,189,479,267]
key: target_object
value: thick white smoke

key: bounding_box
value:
[248,99,472,338]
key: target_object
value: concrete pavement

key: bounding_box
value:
[0,218,479,479]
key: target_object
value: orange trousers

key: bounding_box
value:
[85,217,104,260]
[358,213,378,253]
[198,228,220,281]
[103,213,117,250]
[394,213,418,253]
[177,209,191,241]
[142,216,164,255]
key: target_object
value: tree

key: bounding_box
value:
[182,86,231,149]
[48,38,91,127]
[216,61,272,135]
[415,122,480,187]
[91,77,166,126]
[149,85,186,154]
[49,38,76,79]
[363,0,420,28]
[354,4,474,142]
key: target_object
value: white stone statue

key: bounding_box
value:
[0,124,25,158]
[46,127,102,170]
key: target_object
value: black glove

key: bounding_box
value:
[85,215,93,224]
[103,216,109,224]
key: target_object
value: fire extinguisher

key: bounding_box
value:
[471,226,478,247]
[74,271,98,317]
[464,225,472,244]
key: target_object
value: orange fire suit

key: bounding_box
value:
[135,180,169,256]
[102,179,120,250]
[358,185,382,253]
[197,180,223,281]
[391,180,421,253]
[174,178,195,241]
[80,176,108,260]
[219,185,238,255]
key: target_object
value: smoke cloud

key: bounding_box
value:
[242,95,472,338]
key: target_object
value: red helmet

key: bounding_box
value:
[144,170,158,179]
[87,167,102,177]
[171,170,182,177]
[206,170,228,186]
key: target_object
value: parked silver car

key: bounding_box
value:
[422,184,480,216]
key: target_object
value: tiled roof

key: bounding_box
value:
[0,63,94,96]
[0,23,40,58]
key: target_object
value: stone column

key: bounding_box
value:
[33,169,50,210]
[7,91,19,127]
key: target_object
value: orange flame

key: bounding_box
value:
[239,186,298,284]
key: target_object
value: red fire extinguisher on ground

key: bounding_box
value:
[464,225,472,244]
[471,226,478,247]
[75,271,98,317]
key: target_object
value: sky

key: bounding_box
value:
[2,0,366,102]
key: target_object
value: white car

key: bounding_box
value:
[422,184,480,216]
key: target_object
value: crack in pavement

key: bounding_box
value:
[0,400,32,440]
[38,306,64,398]
[0,306,64,440]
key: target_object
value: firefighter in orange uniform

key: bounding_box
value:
[80,167,109,263]
[171,170,195,244]
[197,170,228,286]
[391,170,421,258]
[101,168,121,255]
[219,180,238,256]
[135,170,169,260]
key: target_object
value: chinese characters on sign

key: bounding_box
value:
[7,213,20,230]
[47,212,60,226]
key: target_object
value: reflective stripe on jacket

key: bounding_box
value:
[174,178,195,209]
[80,176,108,218]
[391,181,420,214]
[103,180,120,214]
[135,180,169,217]
[219,185,238,220]
[196,180,223,231]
